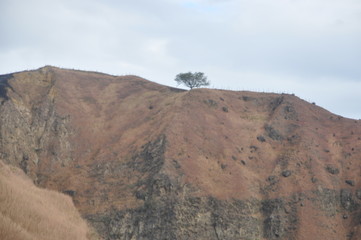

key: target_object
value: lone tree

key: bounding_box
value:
[175,72,210,89]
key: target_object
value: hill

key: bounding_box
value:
[0,66,360,239]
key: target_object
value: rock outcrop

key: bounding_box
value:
[0,66,360,239]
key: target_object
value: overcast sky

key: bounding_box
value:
[1,0,360,119]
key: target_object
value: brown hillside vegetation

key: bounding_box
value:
[0,66,360,239]
[0,160,99,240]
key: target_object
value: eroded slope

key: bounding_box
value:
[0,66,360,240]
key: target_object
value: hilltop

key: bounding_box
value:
[0,66,360,240]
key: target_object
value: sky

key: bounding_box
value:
[0,0,360,119]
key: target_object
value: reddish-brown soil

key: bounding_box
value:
[1,66,360,240]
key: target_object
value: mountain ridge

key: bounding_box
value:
[0,66,360,240]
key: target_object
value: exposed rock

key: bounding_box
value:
[282,170,292,178]
[257,135,266,142]
[345,180,355,186]
[0,68,73,181]
[269,96,284,112]
[241,96,255,101]
[283,105,298,120]
[204,99,218,108]
[1,67,361,240]
[261,198,298,239]
[325,165,340,175]
[63,190,77,197]
[265,125,284,141]
[356,190,361,200]
[268,176,278,183]
[340,189,358,211]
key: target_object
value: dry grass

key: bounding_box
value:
[0,160,99,240]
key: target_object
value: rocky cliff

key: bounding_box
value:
[0,66,360,239]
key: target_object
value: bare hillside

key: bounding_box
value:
[0,66,360,240]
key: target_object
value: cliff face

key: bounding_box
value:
[0,66,361,240]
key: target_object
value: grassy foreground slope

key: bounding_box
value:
[0,160,99,240]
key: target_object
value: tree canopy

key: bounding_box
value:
[174,72,210,89]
